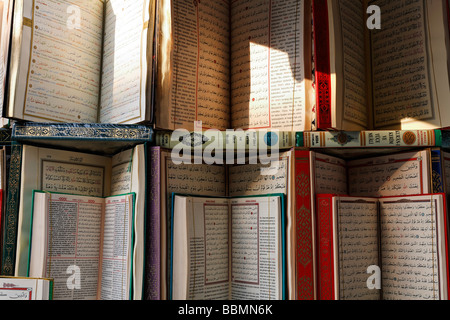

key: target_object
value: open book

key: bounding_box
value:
[29,191,137,300]
[156,0,313,132]
[5,0,155,124]
[313,0,450,130]
[148,147,295,300]
[3,143,146,300]
[171,194,285,300]
[316,194,449,300]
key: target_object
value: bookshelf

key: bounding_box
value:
[0,0,449,301]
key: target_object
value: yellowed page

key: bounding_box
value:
[157,0,231,131]
[370,0,441,129]
[29,192,105,300]
[111,145,146,300]
[230,0,308,131]
[333,197,380,300]
[380,195,448,300]
[100,0,151,124]
[161,151,226,299]
[173,196,230,300]
[347,150,430,197]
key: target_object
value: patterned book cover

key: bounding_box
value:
[294,149,315,300]
[1,143,21,276]
[312,0,332,130]
[315,194,335,300]
[144,147,161,300]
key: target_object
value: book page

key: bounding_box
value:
[157,0,231,131]
[228,159,289,197]
[29,192,104,300]
[313,152,348,195]
[13,0,104,122]
[334,0,369,129]
[347,150,430,197]
[100,0,150,124]
[99,194,134,300]
[370,0,434,128]
[162,153,227,298]
[230,196,282,300]
[110,145,146,300]
[230,0,307,131]
[172,196,230,300]
[16,146,112,276]
[333,197,380,300]
[380,195,448,300]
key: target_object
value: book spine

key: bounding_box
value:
[155,131,297,150]
[1,143,22,276]
[294,150,315,300]
[441,130,450,148]
[430,149,446,194]
[303,130,439,148]
[316,194,336,300]
[12,123,154,142]
[144,147,161,300]
[312,0,332,130]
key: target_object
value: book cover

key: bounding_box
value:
[144,147,161,300]
[11,122,153,155]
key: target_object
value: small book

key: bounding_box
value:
[149,147,294,300]
[171,194,285,300]
[313,0,450,130]
[5,0,156,124]
[155,0,314,132]
[315,194,449,300]
[29,191,138,300]
[0,276,53,300]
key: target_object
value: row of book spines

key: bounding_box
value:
[293,148,446,301]
[154,129,445,149]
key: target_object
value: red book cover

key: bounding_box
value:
[315,194,335,300]
[294,149,315,300]
[312,0,332,130]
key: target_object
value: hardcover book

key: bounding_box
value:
[148,146,297,300]
[2,142,147,301]
[29,191,138,300]
[155,0,314,132]
[313,0,450,130]
[171,194,285,300]
[315,194,449,300]
[5,0,156,124]
[292,146,447,299]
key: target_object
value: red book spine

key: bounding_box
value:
[316,194,336,300]
[312,0,332,130]
[294,149,315,300]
